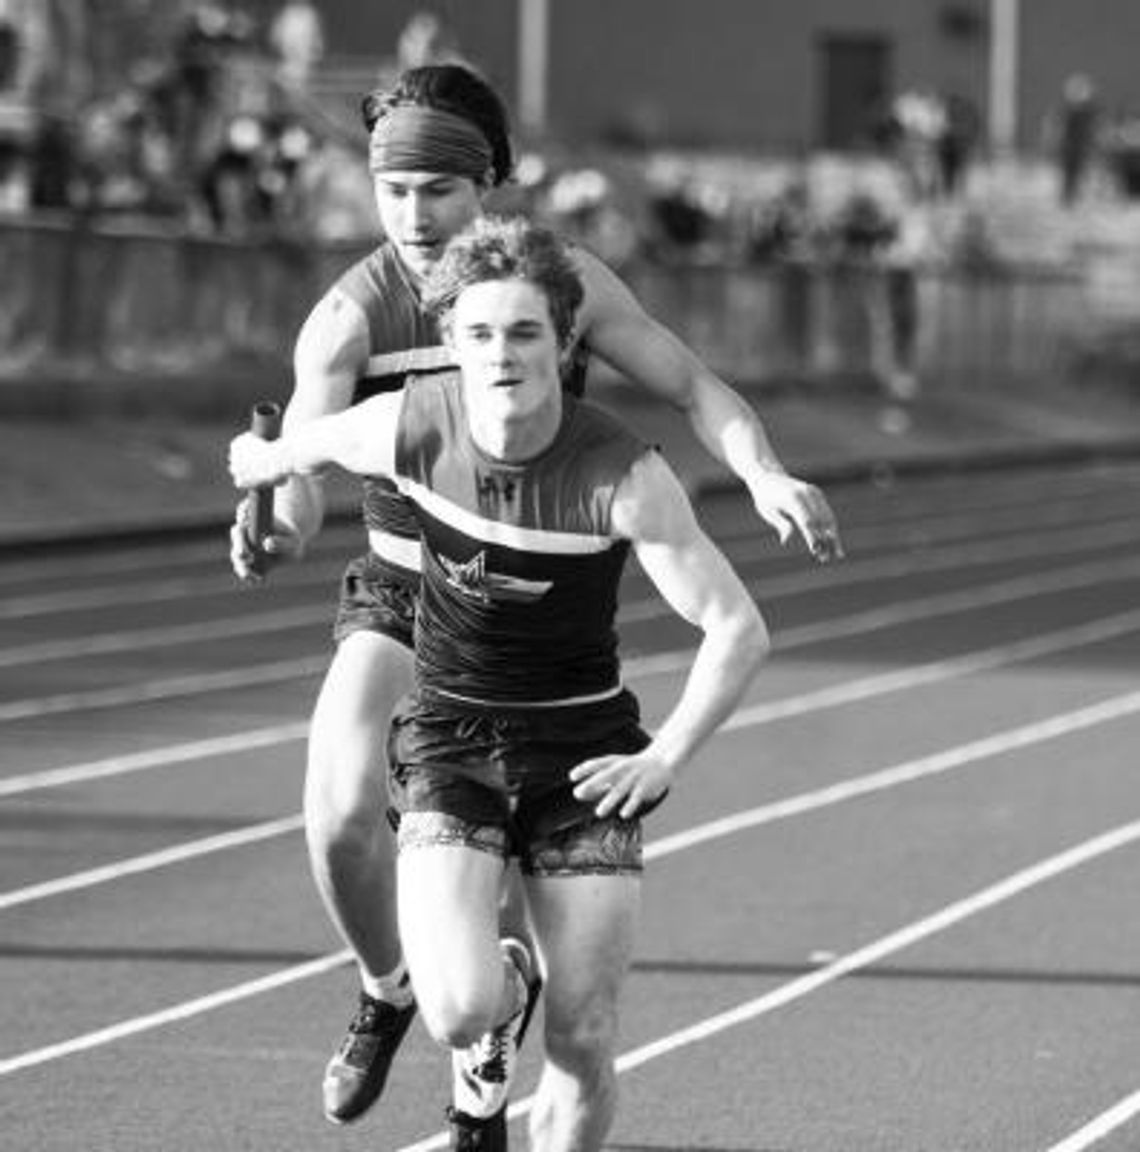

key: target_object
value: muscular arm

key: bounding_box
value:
[571,451,769,815]
[230,390,404,489]
[275,287,372,545]
[574,250,843,560]
[229,287,369,579]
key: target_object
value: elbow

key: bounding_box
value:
[738,606,770,673]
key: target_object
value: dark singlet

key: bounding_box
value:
[333,240,593,579]
[394,373,648,705]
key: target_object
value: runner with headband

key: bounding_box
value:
[228,63,840,1147]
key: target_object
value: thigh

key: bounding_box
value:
[306,630,414,817]
[398,834,507,1018]
[524,873,641,1029]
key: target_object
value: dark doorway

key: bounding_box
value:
[818,34,892,149]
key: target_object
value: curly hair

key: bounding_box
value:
[423,216,584,349]
[361,65,514,187]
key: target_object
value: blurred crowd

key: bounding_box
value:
[4,3,1140,265]
[0,0,337,234]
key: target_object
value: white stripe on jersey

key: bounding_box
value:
[365,346,454,377]
[399,479,616,555]
[367,528,423,572]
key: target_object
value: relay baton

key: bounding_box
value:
[248,401,283,572]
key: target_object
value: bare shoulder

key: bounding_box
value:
[289,287,371,418]
[610,449,698,544]
[569,245,640,325]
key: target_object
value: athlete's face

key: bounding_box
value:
[372,170,484,281]
[449,279,564,454]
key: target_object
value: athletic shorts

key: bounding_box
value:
[387,687,657,876]
[332,552,419,649]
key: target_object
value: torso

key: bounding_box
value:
[395,373,647,705]
[334,240,593,577]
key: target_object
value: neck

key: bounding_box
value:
[468,391,564,463]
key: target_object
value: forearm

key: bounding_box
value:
[273,472,325,548]
[684,372,789,485]
[647,609,768,772]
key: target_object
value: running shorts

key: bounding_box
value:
[387,687,658,876]
[332,552,419,649]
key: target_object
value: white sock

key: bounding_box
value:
[361,959,413,1007]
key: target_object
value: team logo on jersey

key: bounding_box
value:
[437,550,552,604]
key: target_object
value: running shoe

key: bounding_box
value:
[450,936,542,1120]
[446,1104,508,1151]
[322,990,417,1124]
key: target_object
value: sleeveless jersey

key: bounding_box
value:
[334,241,593,575]
[334,241,454,567]
[394,373,649,704]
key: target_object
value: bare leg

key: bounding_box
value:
[396,836,519,1045]
[525,873,640,1152]
[305,631,414,985]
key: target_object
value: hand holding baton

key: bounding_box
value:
[247,401,283,575]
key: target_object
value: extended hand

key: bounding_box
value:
[570,749,674,820]
[749,471,844,563]
[228,431,288,490]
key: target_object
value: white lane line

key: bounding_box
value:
[619,517,1140,623]
[6,592,1140,795]
[0,815,303,911]
[5,522,1140,722]
[721,606,1140,728]
[0,949,353,1075]
[2,507,1135,623]
[9,543,1139,676]
[0,656,329,723]
[0,724,308,798]
[0,607,331,669]
[0,560,345,619]
[1045,1089,1140,1152]
[9,666,1140,915]
[4,685,1140,1075]
[399,816,1140,1151]
[651,689,1140,859]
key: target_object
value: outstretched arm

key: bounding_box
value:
[570,451,769,818]
[575,251,843,561]
[229,390,404,490]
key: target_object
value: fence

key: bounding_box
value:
[0,216,1102,418]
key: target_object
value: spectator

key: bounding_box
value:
[936,93,979,198]
[1051,73,1102,208]
[268,0,324,93]
[0,0,49,212]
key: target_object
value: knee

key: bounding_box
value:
[303,773,386,863]
[543,1000,618,1079]
[417,985,499,1049]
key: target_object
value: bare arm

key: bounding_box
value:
[570,451,769,817]
[229,286,369,579]
[229,390,404,490]
[575,250,843,561]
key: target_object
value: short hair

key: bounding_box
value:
[361,64,514,187]
[423,216,584,349]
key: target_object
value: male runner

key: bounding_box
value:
[231,216,768,1151]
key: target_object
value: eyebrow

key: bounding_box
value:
[378,176,456,191]
[462,318,545,333]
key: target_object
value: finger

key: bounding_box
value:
[808,527,845,563]
[569,756,615,784]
